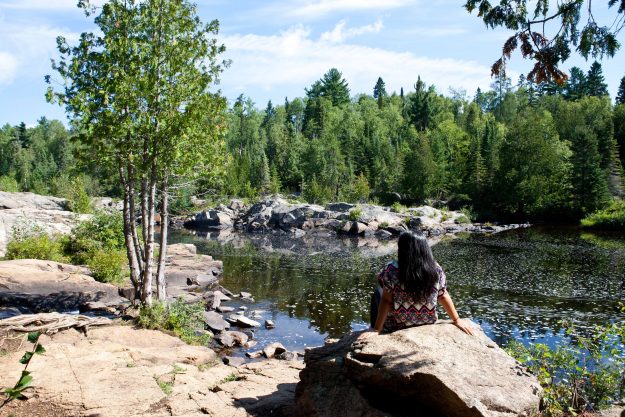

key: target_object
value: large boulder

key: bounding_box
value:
[0,191,68,211]
[296,322,542,417]
[0,259,126,313]
[0,192,90,257]
[185,209,233,229]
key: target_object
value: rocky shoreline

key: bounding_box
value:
[181,196,530,239]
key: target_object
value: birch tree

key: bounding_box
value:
[47,0,227,305]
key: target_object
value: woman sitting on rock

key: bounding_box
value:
[369,231,473,335]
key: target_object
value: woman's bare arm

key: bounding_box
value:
[439,292,474,335]
[373,288,393,332]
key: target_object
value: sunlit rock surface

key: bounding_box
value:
[0,325,303,417]
[0,259,125,316]
[296,322,542,417]
[0,191,90,257]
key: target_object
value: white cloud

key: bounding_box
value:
[0,0,78,11]
[0,0,103,11]
[288,0,414,18]
[0,21,79,85]
[219,25,495,101]
[402,26,469,38]
[0,52,18,85]
[320,19,384,43]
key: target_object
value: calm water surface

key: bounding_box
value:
[169,227,625,353]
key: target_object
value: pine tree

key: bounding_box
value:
[408,76,435,131]
[320,68,350,106]
[616,76,625,105]
[373,77,387,109]
[16,122,29,149]
[585,61,609,97]
[570,126,611,214]
[564,67,587,100]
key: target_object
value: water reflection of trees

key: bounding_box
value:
[170,227,625,341]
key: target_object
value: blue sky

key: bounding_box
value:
[0,0,623,126]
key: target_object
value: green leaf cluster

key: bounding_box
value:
[506,314,625,416]
[138,299,211,345]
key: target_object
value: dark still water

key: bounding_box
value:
[169,227,625,353]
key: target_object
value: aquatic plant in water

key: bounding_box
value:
[506,308,625,416]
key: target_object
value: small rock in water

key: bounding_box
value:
[239,306,248,311]
[204,311,230,332]
[245,340,257,348]
[213,290,232,302]
[276,351,297,361]
[263,342,286,358]
[218,286,234,297]
[227,314,260,328]
[217,331,249,347]
[265,320,275,329]
[223,356,245,367]
[240,291,252,298]
[217,306,235,313]
[246,350,263,359]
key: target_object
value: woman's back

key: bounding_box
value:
[377,260,447,332]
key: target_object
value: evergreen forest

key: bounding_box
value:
[2,64,625,223]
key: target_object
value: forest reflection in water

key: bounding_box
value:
[169,227,625,351]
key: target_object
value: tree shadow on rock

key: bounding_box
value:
[233,382,299,417]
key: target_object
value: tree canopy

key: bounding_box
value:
[464,0,625,84]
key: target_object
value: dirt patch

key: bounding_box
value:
[0,398,70,417]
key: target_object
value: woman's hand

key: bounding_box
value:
[357,328,378,341]
[452,318,474,335]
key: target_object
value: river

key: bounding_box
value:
[169,227,625,354]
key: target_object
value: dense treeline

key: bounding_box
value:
[2,64,625,222]
[0,117,119,204]
[222,64,625,221]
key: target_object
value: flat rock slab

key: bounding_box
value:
[0,324,303,417]
[164,243,223,300]
[297,322,542,417]
[204,311,230,332]
[0,259,125,312]
[227,314,260,328]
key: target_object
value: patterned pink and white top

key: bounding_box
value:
[377,260,447,332]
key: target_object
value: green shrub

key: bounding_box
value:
[139,299,211,346]
[440,210,452,222]
[169,187,195,215]
[460,206,475,222]
[87,249,127,284]
[53,175,92,214]
[505,314,625,417]
[454,215,471,224]
[348,207,363,221]
[138,301,168,329]
[0,175,19,192]
[581,200,625,230]
[4,226,67,262]
[391,202,406,213]
[350,173,371,203]
[66,212,125,264]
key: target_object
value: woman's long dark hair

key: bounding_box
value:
[397,231,439,297]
